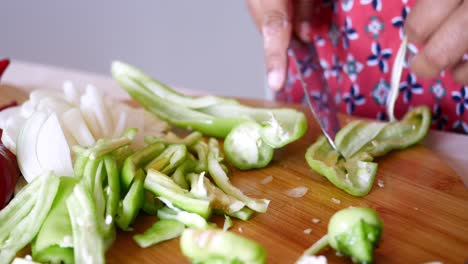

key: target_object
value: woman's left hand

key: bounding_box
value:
[405,0,468,84]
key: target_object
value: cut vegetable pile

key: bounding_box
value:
[0,81,170,183]
[0,57,432,263]
[0,61,311,264]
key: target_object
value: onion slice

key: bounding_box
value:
[17,112,48,182]
[36,113,74,177]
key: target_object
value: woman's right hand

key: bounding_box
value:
[246,0,316,91]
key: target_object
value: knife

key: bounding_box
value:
[287,39,341,151]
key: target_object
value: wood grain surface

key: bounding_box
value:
[2,86,467,263]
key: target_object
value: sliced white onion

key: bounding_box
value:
[286,186,308,198]
[0,106,20,128]
[17,111,49,182]
[81,85,114,137]
[36,97,72,114]
[62,108,96,147]
[36,112,74,177]
[63,80,80,105]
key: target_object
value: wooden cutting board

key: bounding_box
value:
[2,86,467,263]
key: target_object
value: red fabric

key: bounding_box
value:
[275,0,468,134]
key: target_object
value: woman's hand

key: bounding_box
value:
[405,0,468,84]
[246,0,316,91]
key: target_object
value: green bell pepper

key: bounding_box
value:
[297,207,383,264]
[223,121,274,170]
[145,131,203,147]
[207,138,270,213]
[66,183,105,264]
[111,61,307,166]
[116,169,145,231]
[32,177,78,264]
[145,144,187,175]
[180,229,267,264]
[305,106,431,196]
[0,172,60,264]
[171,159,196,189]
[121,142,166,190]
[187,172,246,215]
[157,205,210,229]
[144,169,212,219]
[133,219,185,248]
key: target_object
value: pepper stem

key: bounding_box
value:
[298,234,329,260]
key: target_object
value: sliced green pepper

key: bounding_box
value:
[191,140,209,173]
[142,191,163,215]
[145,131,203,147]
[121,142,166,190]
[171,159,197,189]
[224,207,255,221]
[207,139,270,213]
[180,229,267,264]
[187,172,246,215]
[297,207,383,264]
[157,205,209,229]
[223,121,274,170]
[144,169,212,219]
[0,172,60,264]
[32,177,77,264]
[133,219,185,248]
[66,183,105,264]
[116,169,145,231]
[305,106,431,196]
[145,144,187,175]
[111,61,306,150]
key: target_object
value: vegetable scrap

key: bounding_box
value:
[286,186,309,198]
[261,175,273,184]
[377,179,385,188]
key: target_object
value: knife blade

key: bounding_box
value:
[288,40,341,151]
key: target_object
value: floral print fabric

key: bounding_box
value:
[275,0,468,134]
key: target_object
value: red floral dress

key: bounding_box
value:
[275,0,468,134]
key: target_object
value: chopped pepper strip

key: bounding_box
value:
[111,61,306,149]
[305,106,431,196]
[145,131,203,147]
[32,177,77,264]
[187,172,246,214]
[223,121,274,170]
[133,219,185,248]
[171,159,196,189]
[121,142,166,190]
[0,172,60,264]
[145,144,187,175]
[144,169,212,219]
[116,169,145,231]
[180,229,267,264]
[207,138,270,213]
[157,204,209,229]
[66,183,105,264]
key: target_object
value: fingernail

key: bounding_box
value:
[299,22,311,42]
[268,69,284,91]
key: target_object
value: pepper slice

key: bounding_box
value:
[180,229,267,264]
[305,106,431,196]
[111,61,307,149]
